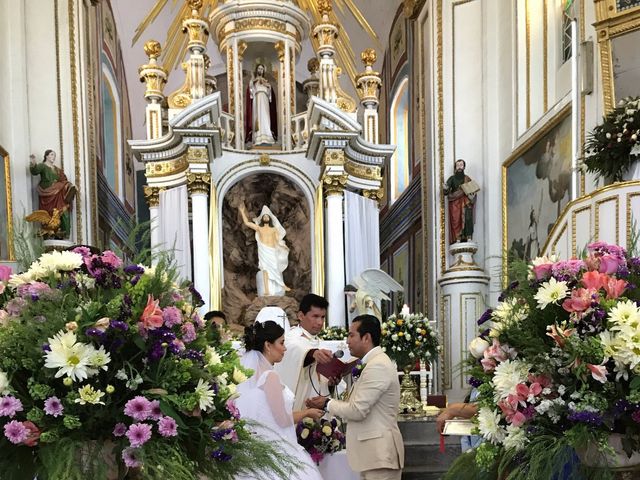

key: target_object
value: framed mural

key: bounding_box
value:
[389,15,406,76]
[593,1,640,111]
[392,241,409,313]
[503,105,572,274]
[0,146,14,260]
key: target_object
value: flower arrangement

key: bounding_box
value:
[381,311,439,370]
[458,242,640,479]
[584,96,640,182]
[295,416,345,464]
[0,248,291,480]
[318,326,348,341]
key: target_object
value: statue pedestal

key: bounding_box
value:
[243,295,299,328]
[43,239,75,252]
[439,241,489,402]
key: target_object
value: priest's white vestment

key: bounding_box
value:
[275,325,330,411]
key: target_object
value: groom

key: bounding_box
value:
[307,315,404,480]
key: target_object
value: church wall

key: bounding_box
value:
[0,0,137,255]
[380,4,425,315]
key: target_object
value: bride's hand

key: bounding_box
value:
[305,408,324,421]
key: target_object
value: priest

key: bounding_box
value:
[275,294,334,411]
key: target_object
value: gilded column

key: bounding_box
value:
[237,41,247,147]
[323,169,348,327]
[356,49,382,144]
[232,38,243,149]
[312,0,339,104]
[143,186,164,263]
[183,0,209,101]
[187,163,212,313]
[138,41,168,140]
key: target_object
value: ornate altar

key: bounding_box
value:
[130,0,394,328]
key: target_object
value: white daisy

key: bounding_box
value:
[38,251,83,272]
[205,347,222,367]
[608,300,640,330]
[0,370,10,395]
[194,379,215,411]
[492,359,530,400]
[44,330,96,382]
[232,368,248,384]
[534,278,569,309]
[477,407,506,444]
[502,425,529,451]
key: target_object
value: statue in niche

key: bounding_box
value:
[245,63,277,146]
[27,150,76,238]
[443,159,479,244]
[239,202,290,296]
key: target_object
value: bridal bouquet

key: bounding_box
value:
[0,248,291,480]
[296,416,345,464]
[461,242,640,479]
[381,311,439,370]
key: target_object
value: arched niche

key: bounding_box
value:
[219,171,313,326]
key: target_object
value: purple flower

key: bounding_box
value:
[181,323,197,343]
[126,423,152,447]
[193,313,204,330]
[468,377,483,388]
[158,416,178,437]
[162,307,183,328]
[109,319,129,331]
[43,396,64,417]
[568,410,603,426]
[42,344,51,352]
[122,447,142,468]
[4,420,28,444]
[124,265,145,275]
[477,308,493,325]
[149,400,163,421]
[6,298,27,316]
[124,396,152,421]
[211,447,232,462]
[551,259,585,280]
[100,251,123,268]
[113,423,127,437]
[72,246,92,258]
[85,327,105,338]
[0,396,23,418]
[226,399,240,419]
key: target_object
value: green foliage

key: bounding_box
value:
[584,96,640,182]
[0,249,290,479]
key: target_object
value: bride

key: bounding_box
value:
[235,321,324,480]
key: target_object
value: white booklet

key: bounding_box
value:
[442,419,475,436]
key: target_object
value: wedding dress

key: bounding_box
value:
[235,351,322,480]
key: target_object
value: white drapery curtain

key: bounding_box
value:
[159,185,192,281]
[344,190,380,284]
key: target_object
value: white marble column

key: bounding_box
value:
[438,242,489,402]
[324,177,347,327]
[187,172,211,314]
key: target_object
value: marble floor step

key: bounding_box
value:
[401,466,446,480]
[403,443,461,468]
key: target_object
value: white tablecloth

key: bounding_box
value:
[319,450,359,480]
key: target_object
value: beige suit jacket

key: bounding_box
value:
[327,347,404,472]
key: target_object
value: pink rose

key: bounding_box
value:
[603,277,627,299]
[599,254,622,275]
[0,265,12,282]
[532,263,553,280]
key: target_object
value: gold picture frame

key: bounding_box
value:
[594,0,640,112]
[501,104,572,283]
[0,145,14,260]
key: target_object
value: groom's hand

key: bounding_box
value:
[313,349,334,364]
[306,396,327,409]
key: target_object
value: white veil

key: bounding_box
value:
[238,349,274,393]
